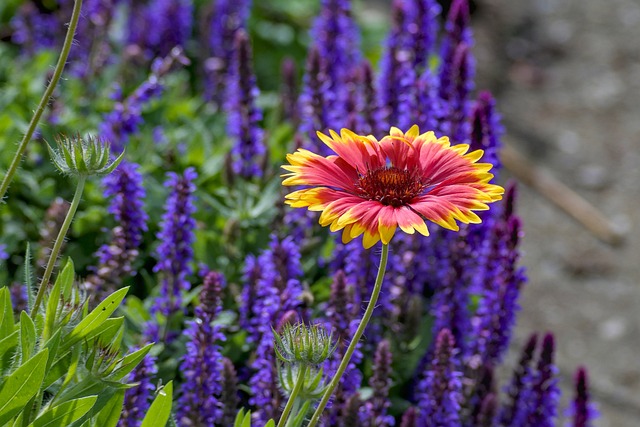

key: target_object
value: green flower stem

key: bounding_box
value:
[307,243,389,427]
[277,364,308,427]
[0,0,83,203]
[31,176,86,315]
[285,398,302,427]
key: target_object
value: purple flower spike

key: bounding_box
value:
[281,58,299,125]
[153,167,198,316]
[378,0,416,130]
[417,328,463,427]
[528,333,560,427]
[360,61,386,137]
[225,30,266,179]
[399,406,418,427]
[220,358,240,427]
[298,47,333,153]
[500,333,538,426]
[118,352,157,427]
[205,0,251,102]
[177,271,226,426]
[568,366,598,427]
[408,0,441,70]
[365,340,395,427]
[470,91,503,170]
[477,393,497,427]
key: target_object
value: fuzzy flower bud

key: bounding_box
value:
[47,134,124,178]
[274,322,335,366]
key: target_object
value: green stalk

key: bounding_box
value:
[31,176,86,315]
[0,0,84,203]
[306,243,389,427]
[277,364,307,427]
[284,398,302,427]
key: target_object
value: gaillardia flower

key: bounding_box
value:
[282,126,504,248]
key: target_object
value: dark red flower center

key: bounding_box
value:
[356,166,425,207]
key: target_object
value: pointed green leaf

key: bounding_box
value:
[20,311,36,361]
[24,244,35,310]
[56,259,75,302]
[106,343,152,382]
[0,349,49,425]
[264,420,276,427]
[43,273,63,342]
[29,395,97,427]
[0,287,15,338]
[61,287,129,353]
[289,401,311,427]
[0,330,19,371]
[140,381,173,427]
[94,390,124,427]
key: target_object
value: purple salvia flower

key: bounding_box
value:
[527,333,560,427]
[220,358,240,427]
[417,328,463,427]
[239,254,261,340]
[437,0,475,140]
[365,340,395,427]
[127,0,193,58]
[298,47,333,153]
[118,352,158,427]
[9,283,28,314]
[412,67,441,132]
[341,393,365,427]
[360,61,386,137]
[247,237,304,424]
[310,0,361,86]
[100,48,188,151]
[567,366,598,427]
[324,271,363,426]
[102,161,148,249]
[309,0,361,132]
[477,393,498,427]
[10,3,62,54]
[499,333,538,426]
[281,58,299,125]
[470,90,503,170]
[153,167,198,316]
[429,233,473,356]
[225,30,266,179]
[205,0,251,102]
[177,271,226,426]
[471,184,526,364]
[407,0,441,70]
[399,406,418,427]
[378,0,416,130]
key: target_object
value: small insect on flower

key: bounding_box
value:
[282,126,504,248]
[47,134,124,178]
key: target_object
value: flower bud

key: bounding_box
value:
[47,134,124,177]
[273,322,335,366]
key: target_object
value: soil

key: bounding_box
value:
[473,0,640,425]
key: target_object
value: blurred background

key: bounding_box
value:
[470,0,640,425]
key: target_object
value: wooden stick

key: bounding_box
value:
[500,143,624,246]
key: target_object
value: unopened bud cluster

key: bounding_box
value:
[47,134,124,177]
[274,322,335,366]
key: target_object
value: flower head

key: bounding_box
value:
[48,134,124,178]
[282,126,503,248]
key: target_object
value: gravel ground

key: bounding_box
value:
[473,0,640,425]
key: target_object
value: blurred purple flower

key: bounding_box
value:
[118,351,157,427]
[225,30,266,179]
[567,366,598,427]
[153,167,198,316]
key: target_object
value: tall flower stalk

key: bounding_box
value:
[0,0,83,203]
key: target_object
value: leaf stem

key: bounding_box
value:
[306,243,389,427]
[278,364,307,427]
[31,176,86,315]
[0,0,84,202]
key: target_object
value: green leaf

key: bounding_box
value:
[0,330,19,371]
[140,381,173,427]
[28,396,97,427]
[19,311,36,362]
[94,390,124,427]
[0,287,15,338]
[43,271,62,342]
[0,349,48,425]
[289,400,311,427]
[106,343,152,382]
[87,317,124,349]
[60,287,129,353]
[264,419,276,427]
[233,409,251,427]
